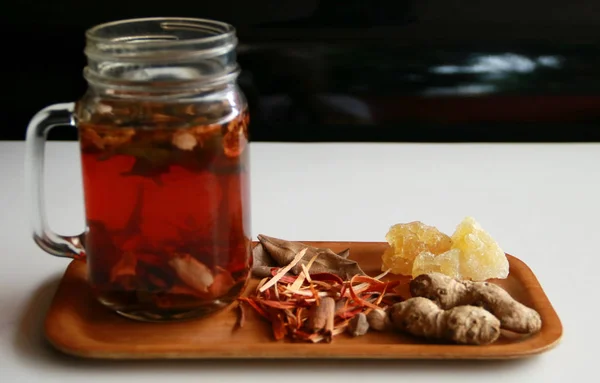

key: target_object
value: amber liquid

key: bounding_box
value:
[79,105,251,321]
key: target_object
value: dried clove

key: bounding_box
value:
[347,312,369,337]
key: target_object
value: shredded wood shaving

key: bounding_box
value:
[283,286,330,298]
[301,263,314,283]
[259,248,308,293]
[256,277,269,291]
[290,253,319,291]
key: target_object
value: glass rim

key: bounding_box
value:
[85,17,237,47]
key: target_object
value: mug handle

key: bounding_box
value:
[25,102,85,259]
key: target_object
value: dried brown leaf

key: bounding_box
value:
[256,234,366,280]
[251,243,276,278]
[337,248,351,259]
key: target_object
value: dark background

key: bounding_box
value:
[4,0,600,142]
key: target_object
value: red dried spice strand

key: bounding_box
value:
[310,273,344,284]
[305,276,321,306]
[269,268,297,284]
[352,275,386,285]
[296,297,316,309]
[295,307,305,329]
[362,280,401,294]
[239,258,401,343]
[373,285,388,306]
[260,300,297,310]
[271,312,286,340]
[238,297,269,319]
[336,306,364,319]
[233,302,246,332]
[263,289,272,300]
[311,280,333,290]
[347,275,386,311]
[339,284,348,299]
[380,293,406,305]
[291,329,313,341]
[282,309,297,323]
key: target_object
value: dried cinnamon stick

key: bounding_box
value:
[307,297,335,342]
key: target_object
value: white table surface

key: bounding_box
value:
[0,141,595,382]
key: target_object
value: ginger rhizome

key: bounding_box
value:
[367,308,391,331]
[389,297,501,345]
[410,273,542,334]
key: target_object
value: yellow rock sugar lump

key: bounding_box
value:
[381,221,452,275]
[382,217,509,281]
[450,216,509,281]
[412,249,461,279]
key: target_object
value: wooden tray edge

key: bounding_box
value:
[43,243,563,360]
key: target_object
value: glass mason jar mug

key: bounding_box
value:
[25,18,251,322]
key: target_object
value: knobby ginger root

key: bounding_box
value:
[367,309,392,331]
[390,297,501,345]
[410,273,542,334]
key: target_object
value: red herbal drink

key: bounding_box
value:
[25,17,250,322]
[78,105,251,321]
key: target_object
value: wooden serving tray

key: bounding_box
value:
[44,241,562,360]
